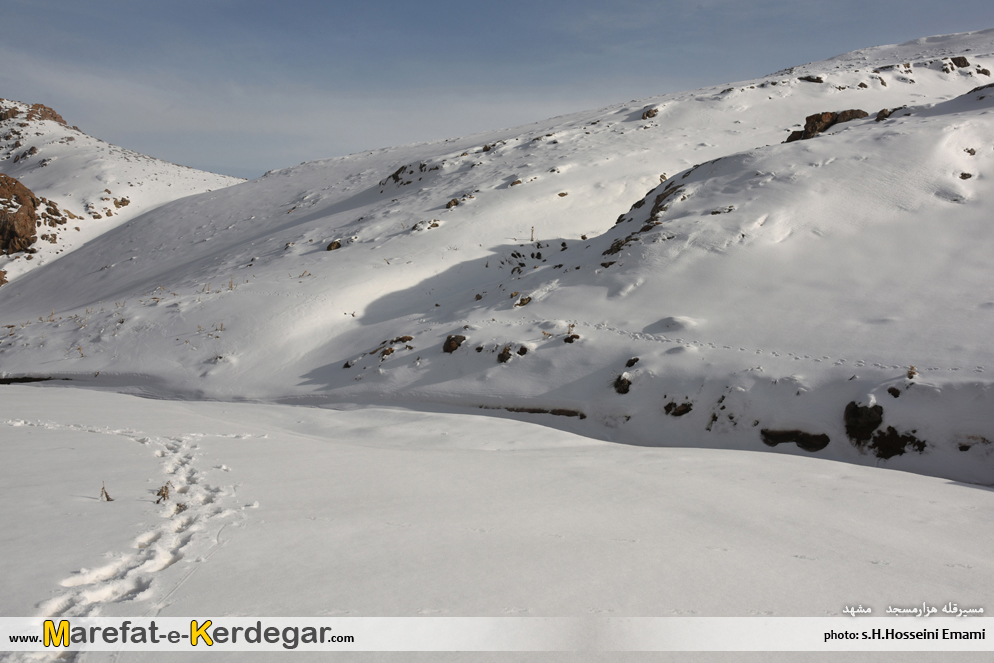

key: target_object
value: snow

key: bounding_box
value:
[2,385,993,662]
[1,28,994,659]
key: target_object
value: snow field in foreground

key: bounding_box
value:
[1,385,992,662]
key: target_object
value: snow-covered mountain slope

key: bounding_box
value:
[1,30,993,483]
[0,98,242,281]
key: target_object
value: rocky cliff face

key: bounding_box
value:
[0,173,39,256]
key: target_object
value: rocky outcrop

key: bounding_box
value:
[0,269,6,287]
[785,109,868,142]
[25,103,67,125]
[0,174,40,254]
[0,102,67,126]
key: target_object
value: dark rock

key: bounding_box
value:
[475,294,482,300]
[875,108,892,122]
[326,240,341,251]
[641,108,658,120]
[446,199,459,208]
[664,402,693,417]
[951,56,970,68]
[442,335,466,353]
[0,174,40,254]
[844,402,883,442]
[887,387,901,398]
[614,375,631,394]
[858,82,868,88]
[785,109,868,142]
[760,429,830,452]
[798,75,824,83]
[514,296,531,307]
[626,357,639,368]
[563,334,579,343]
[0,269,5,287]
[498,345,513,363]
[960,173,972,180]
[516,346,528,356]
[869,426,926,459]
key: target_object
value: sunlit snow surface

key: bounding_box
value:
[2,385,993,663]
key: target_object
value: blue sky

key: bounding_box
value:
[3,1,993,179]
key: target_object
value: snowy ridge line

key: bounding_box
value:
[0,419,246,625]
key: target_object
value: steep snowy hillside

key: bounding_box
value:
[0,98,242,282]
[1,30,993,483]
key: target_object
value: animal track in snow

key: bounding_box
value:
[1,419,246,621]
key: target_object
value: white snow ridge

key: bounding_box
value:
[1,29,994,659]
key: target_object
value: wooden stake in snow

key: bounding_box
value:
[100,482,113,501]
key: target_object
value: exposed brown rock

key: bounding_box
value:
[798,75,824,83]
[563,334,579,343]
[875,108,893,122]
[614,375,631,394]
[0,269,6,287]
[498,345,513,362]
[442,335,466,353]
[446,199,459,208]
[951,56,970,68]
[641,108,658,120]
[664,402,693,417]
[785,109,868,142]
[326,240,341,251]
[0,174,40,254]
